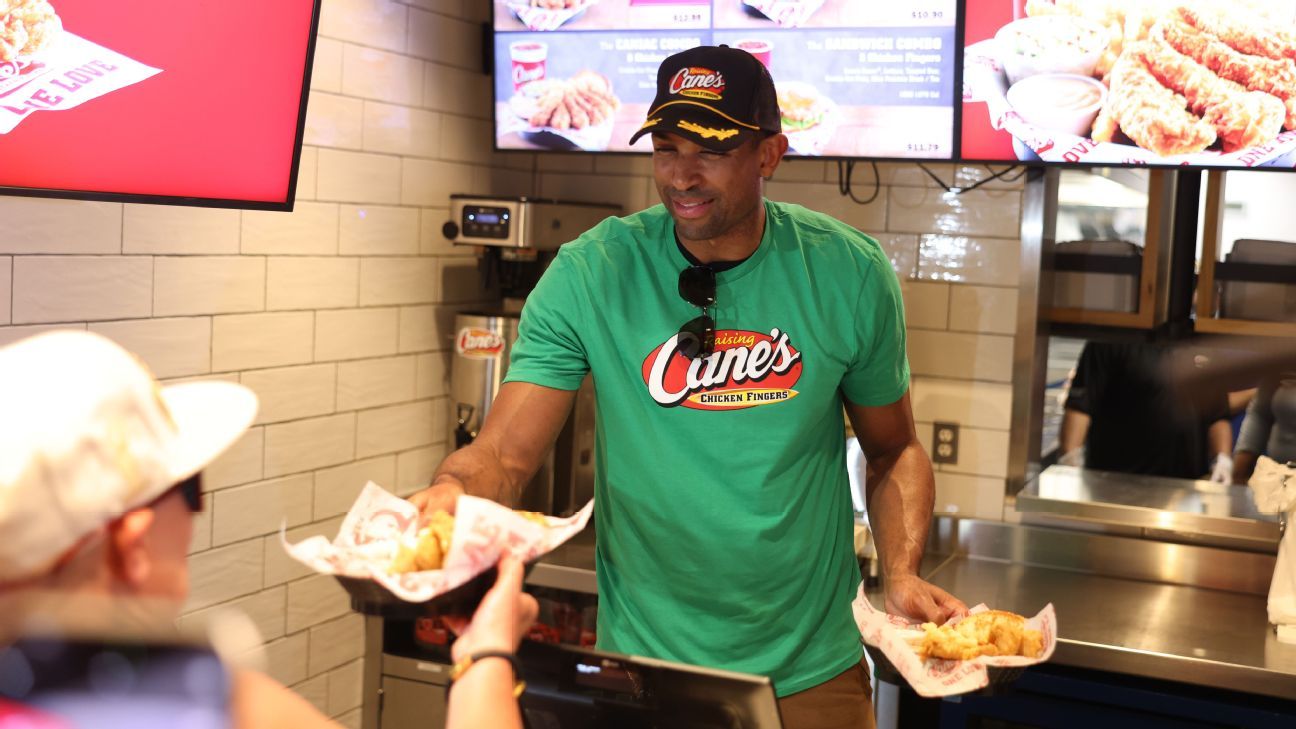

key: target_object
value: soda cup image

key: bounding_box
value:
[735,39,772,69]
[510,41,548,91]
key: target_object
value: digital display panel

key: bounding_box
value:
[0,0,319,208]
[962,0,1296,169]
[493,1,958,159]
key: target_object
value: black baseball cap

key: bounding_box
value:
[628,45,781,152]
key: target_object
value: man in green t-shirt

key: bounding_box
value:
[413,45,966,729]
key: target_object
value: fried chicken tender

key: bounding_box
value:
[0,0,62,62]
[389,509,548,574]
[1174,5,1296,65]
[525,71,619,131]
[1143,25,1285,152]
[1102,43,1218,155]
[1162,18,1296,130]
[920,610,1045,661]
[391,511,455,574]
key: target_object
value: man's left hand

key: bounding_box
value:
[885,573,967,624]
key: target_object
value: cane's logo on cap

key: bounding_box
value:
[668,67,725,100]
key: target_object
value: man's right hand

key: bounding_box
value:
[409,479,465,519]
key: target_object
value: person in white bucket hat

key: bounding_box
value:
[0,331,536,729]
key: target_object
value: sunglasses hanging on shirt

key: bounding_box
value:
[678,265,716,359]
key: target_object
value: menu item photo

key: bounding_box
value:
[963,0,1296,167]
[1,0,61,62]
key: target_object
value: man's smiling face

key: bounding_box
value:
[651,131,771,244]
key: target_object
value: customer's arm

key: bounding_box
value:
[232,669,340,729]
[1058,409,1090,463]
[848,392,967,624]
[410,382,576,514]
[443,556,540,729]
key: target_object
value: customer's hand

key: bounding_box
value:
[445,555,539,663]
[409,479,465,520]
[885,573,967,624]
[1057,449,1085,468]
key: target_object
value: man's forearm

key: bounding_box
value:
[1207,419,1232,459]
[431,442,524,505]
[865,440,935,579]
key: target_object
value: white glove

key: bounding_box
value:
[1058,448,1085,468]
[1208,453,1234,484]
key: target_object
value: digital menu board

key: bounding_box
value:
[493,1,957,158]
[0,0,318,209]
[963,0,1296,169]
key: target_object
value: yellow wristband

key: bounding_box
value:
[449,650,526,698]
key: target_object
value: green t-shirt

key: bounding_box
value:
[504,200,909,696]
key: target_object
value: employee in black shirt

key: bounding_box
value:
[1058,341,1233,482]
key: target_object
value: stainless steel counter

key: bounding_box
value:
[1018,465,1280,551]
[529,518,1296,701]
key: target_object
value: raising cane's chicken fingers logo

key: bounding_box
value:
[669,67,725,101]
[641,328,802,411]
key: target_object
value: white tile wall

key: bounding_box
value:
[359,257,439,305]
[313,456,398,519]
[90,317,211,379]
[266,257,359,311]
[286,574,352,634]
[304,92,365,150]
[363,102,441,159]
[0,257,11,324]
[327,659,365,716]
[264,633,310,687]
[899,281,949,331]
[407,9,480,70]
[400,158,476,207]
[186,540,264,612]
[189,507,211,555]
[397,304,446,352]
[948,285,1018,335]
[933,472,1006,520]
[242,202,339,255]
[310,38,344,94]
[293,674,330,716]
[241,364,338,425]
[0,324,82,348]
[912,378,1013,431]
[939,427,1011,479]
[315,307,400,361]
[296,147,319,201]
[319,0,409,53]
[318,150,403,204]
[0,199,121,254]
[357,400,438,458]
[307,613,365,676]
[337,355,417,411]
[339,204,421,256]
[907,330,1014,383]
[122,206,240,255]
[154,257,265,316]
[264,413,358,477]
[917,236,1021,287]
[212,474,314,545]
[178,586,287,643]
[342,45,423,106]
[423,62,491,119]
[12,256,152,324]
[212,312,315,372]
[415,351,448,398]
[206,428,264,491]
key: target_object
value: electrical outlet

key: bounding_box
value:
[932,422,959,464]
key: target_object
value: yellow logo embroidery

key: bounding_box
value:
[678,120,739,141]
[639,117,662,130]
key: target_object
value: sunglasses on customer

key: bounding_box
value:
[678,265,716,359]
[151,472,204,512]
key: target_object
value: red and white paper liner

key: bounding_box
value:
[853,584,1058,698]
[283,481,594,603]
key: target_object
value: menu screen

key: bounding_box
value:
[963,0,1296,169]
[493,1,957,158]
[0,0,318,208]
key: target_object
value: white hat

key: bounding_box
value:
[0,331,258,582]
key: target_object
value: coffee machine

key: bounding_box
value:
[443,194,618,516]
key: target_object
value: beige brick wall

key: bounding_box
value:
[0,0,1025,722]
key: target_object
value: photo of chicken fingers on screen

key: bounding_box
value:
[0,0,62,62]
[1005,1,1296,159]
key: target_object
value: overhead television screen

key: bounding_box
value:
[493,1,958,159]
[962,0,1296,169]
[0,0,319,209]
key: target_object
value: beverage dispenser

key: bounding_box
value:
[443,195,619,516]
